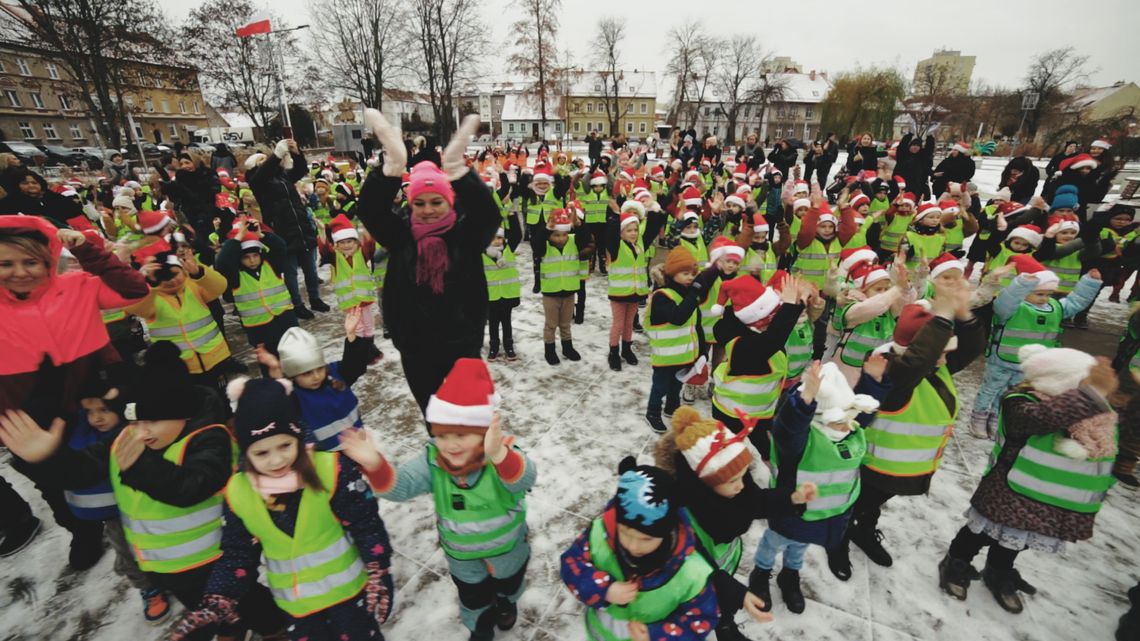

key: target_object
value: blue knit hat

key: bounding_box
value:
[1050,185,1079,212]
[614,456,677,537]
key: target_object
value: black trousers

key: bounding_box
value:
[575,279,587,321]
[850,482,894,531]
[149,564,285,641]
[488,304,515,350]
[947,525,1021,571]
[451,557,528,634]
[0,458,103,540]
[587,222,607,271]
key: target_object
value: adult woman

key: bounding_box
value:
[0,168,92,230]
[931,142,976,197]
[846,133,887,174]
[356,110,500,418]
[998,157,1040,205]
[0,215,148,563]
[767,139,798,177]
[155,151,220,255]
[1044,141,1080,179]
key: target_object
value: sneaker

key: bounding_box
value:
[504,347,518,361]
[0,516,41,557]
[141,589,172,625]
[986,412,999,440]
[294,305,315,320]
[1113,470,1140,488]
[851,526,893,567]
[1074,316,1089,329]
[645,411,667,434]
[1109,292,1121,303]
[487,346,500,361]
[309,298,331,312]
[494,598,517,631]
[681,385,697,405]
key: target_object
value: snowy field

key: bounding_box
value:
[1,159,1138,641]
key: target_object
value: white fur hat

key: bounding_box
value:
[277,327,326,378]
[1018,345,1097,396]
[813,362,881,425]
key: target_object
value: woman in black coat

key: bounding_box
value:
[998,157,1040,205]
[893,132,935,199]
[931,144,976,196]
[357,110,500,420]
[0,168,88,229]
[845,133,887,174]
[767,139,798,177]
[156,153,220,252]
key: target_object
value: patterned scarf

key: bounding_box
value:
[411,209,457,294]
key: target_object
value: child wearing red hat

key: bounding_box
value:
[574,168,617,276]
[831,261,914,386]
[900,201,948,272]
[875,191,918,259]
[606,203,668,371]
[531,206,594,365]
[341,358,535,641]
[522,165,567,292]
[324,214,383,363]
[741,213,790,283]
[695,235,750,400]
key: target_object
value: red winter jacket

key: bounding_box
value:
[0,215,150,417]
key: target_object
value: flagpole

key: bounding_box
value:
[261,23,309,139]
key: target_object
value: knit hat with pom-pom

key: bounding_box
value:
[1018,344,1097,397]
[614,456,677,537]
[663,245,698,278]
[228,376,303,452]
[671,406,753,487]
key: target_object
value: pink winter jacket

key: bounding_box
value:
[0,215,149,417]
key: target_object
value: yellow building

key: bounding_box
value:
[913,49,975,95]
[564,71,657,140]
[1064,82,1140,122]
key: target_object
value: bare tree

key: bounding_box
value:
[1022,47,1091,139]
[411,0,485,141]
[712,35,765,145]
[908,61,959,136]
[310,0,407,110]
[508,0,561,135]
[591,16,626,136]
[748,72,789,142]
[664,21,713,126]
[3,0,174,148]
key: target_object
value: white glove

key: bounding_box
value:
[274,139,290,160]
[82,202,101,222]
[441,115,481,181]
[363,109,407,178]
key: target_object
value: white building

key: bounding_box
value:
[499,93,564,141]
[682,71,831,143]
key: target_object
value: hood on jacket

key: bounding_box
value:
[0,214,62,302]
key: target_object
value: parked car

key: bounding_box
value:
[36,144,88,167]
[0,140,48,165]
[186,141,215,153]
[74,146,127,161]
[125,143,171,159]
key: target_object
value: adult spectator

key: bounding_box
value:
[893,132,935,199]
[931,141,976,196]
[846,133,887,174]
[998,157,1040,205]
[587,131,603,170]
[105,152,131,185]
[155,152,220,256]
[409,134,441,169]
[0,168,92,231]
[1044,141,1080,179]
[700,135,722,165]
[210,143,236,173]
[767,139,798,177]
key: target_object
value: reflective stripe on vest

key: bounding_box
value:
[943,223,965,253]
[101,307,126,323]
[580,189,610,224]
[526,191,561,225]
[785,321,814,379]
[311,406,362,451]
[863,365,957,477]
[333,249,377,310]
[428,443,527,561]
[904,230,946,271]
[226,452,368,616]
[65,489,117,510]
[699,277,723,345]
[835,305,895,368]
[679,236,708,267]
[712,340,786,419]
[794,238,840,287]
[111,426,236,573]
[689,516,742,574]
[149,293,225,362]
[484,246,522,301]
[233,266,292,327]
[880,213,914,252]
[644,288,698,367]
[607,240,650,298]
[742,246,778,282]
[770,426,865,521]
[540,236,581,294]
[1043,252,1082,294]
[991,299,1062,364]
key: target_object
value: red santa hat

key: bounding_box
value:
[619,211,641,229]
[718,274,781,328]
[649,164,665,180]
[238,232,266,253]
[848,262,890,289]
[425,358,500,432]
[997,200,1030,217]
[620,199,645,218]
[699,158,712,168]
[1007,224,1044,248]
[915,202,943,222]
[792,197,811,211]
[588,169,608,186]
[632,188,652,202]
[684,169,702,186]
[951,141,970,154]
[938,200,960,215]
[1059,153,1097,172]
[898,191,917,207]
[792,180,810,195]
[329,214,359,243]
[732,167,748,181]
[681,186,703,208]
[549,208,573,232]
[1091,138,1112,150]
[1047,214,1080,234]
[137,210,173,234]
[928,253,965,279]
[751,213,770,234]
[839,246,878,275]
[532,167,554,183]
[880,302,958,354]
[859,170,877,182]
[725,191,746,208]
[618,168,634,182]
[401,172,411,186]
[566,200,586,223]
[894,176,907,189]
[849,192,870,209]
[709,236,745,265]
[1009,254,1060,291]
[817,206,838,227]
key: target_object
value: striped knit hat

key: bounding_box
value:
[671,406,753,487]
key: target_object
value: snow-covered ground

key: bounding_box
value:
[2,162,1138,641]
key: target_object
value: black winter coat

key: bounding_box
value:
[999,157,1041,204]
[893,133,935,196]
[159,165,219,226]
[767,145,798,177]
[247,153,316,255]
[355,170,500,356]
[931,153,976,196]
[845,143,886,173]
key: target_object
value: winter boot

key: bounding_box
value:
[776,568,805,614]
[494,597,518,631]
[309,298,331,312]
[981,564,1026,614]
[366,337,384,365]
[662,402,679,421]
[969,409,991,439]
[645,410,667,434]
[621,341,638,366]
[294,304,315,320]
[747,567,773,612]
[0,516,41,557]
[714,619,751,641]
[68,526,106,571]
[488,343,500,361]
[682,384,697,405]
[608,346,622,371]
[1113,468,1140,488]
[141,588,172,625]
[632,314,644,333]
[850,523,893,567]
[562,340,582,361]
[986,411,999,440]
[826,544,852,581]
[938,554,976,601]
[544,342,560,366]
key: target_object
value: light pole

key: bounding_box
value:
[265,24,309,138]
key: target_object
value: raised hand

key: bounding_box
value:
[338,428,385,473]
[344,305,363,339]
[57,229,86,249]
[628,621,649,641]
[0,411,65,463]
[483,413,510,464]
[442,115,481,180]
[800,361,822,403]
[114,426,146,471]
[363,109,406,177]
[863,352,888,382]
[1085,357,1119,398]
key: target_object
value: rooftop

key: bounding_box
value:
[565,70,657,98]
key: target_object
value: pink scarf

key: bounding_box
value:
[253,471,302,499]
[412,209,456,294]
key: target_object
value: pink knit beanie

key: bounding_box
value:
[406,161,454,206]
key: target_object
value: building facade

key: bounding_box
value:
[681,71,831,143]
[564,71,657,140]
[913,50,975,95]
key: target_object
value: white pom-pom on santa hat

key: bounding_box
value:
[1017,344,1097,397]
[329,214,360,243]
[720,275,781,327]
[425,357,500,427]
[621,199,646,218]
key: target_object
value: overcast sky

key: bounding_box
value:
[161,0,1139,96]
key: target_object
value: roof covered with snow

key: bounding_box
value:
[1064,82,1138,112]
[500,93,563,121]
[566,71,657,98]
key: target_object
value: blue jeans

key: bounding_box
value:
[975,356,1024,415]
[754,528,808,571]
[284,246,322,306]
[648,366,683,415]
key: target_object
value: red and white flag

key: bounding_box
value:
[236,12,271,38]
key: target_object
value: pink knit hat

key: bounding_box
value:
[406,161,454,206]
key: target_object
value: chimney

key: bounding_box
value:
[809,70,816,81]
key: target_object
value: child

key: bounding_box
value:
[578,168,617,275]
[606,202,666,371]
[740,214,789,283]
[939,345,1118,614]
[1035,213,1084,300]
[900,202,947,272]
[657,407,813,638]
[1111,304,1140,486]
[485,216,523,361]
[792,199,851,293]
[169,377,394,640]
[644,247,714,433]
[673,206,709,266]
[523,166,566,292]
[831,262,913,386]
[327,214,383,363]
[698,237,748,379]
[875,192,917,260]
[751,360,885,612]
[982,223,1045,289]
[341,358,536,641]
[257,312,374,452]
[560,457,720,641]
[970,256,1101,439]
[531,207,594,365]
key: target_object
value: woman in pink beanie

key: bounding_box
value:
[355,110,502,423]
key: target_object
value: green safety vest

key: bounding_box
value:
[990,394,1116,514]
[149,289,225,362]
[985,245,1021,289]
[943,223,965,253]
[678,236,709,267]
[607,239,650,298]
[333,249,377,310]
[526,190,562,226]
[312,201,334,225]
[880,213,914,252]
[579,187,610,224]
[111,426,236,573]
[233,266,292,328]
[689,515,742,575]
[484,246,521,301]
[834,305,896,369]
[903,230,946,271]
[492,190,509,223]
[1100,227,1139,258]
[428,443,527,561]
[868,198,891,215]
[978,205,998,241]
[225,452,368,616]
[711,339,786,419]
[583,516,713,641]
[770,426,866,521]
[699,277,723,345]
[101,307,126,324]
[644,288,699,367]
[848,216,874,249]
[793,237,840,289]
[742,245,778,282]
[700,172,714,193]
[990,299,1062,364]
[540,235,581,294]
[863,365,957,477]
[785,319,814,380]
[1042,252,1082,294]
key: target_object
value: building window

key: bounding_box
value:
[169,123,178,137]
[193,100,200,114]
[69,123,83,139]
[786,106,797,117]
[144,98,154,112]
[45,63,58,79]
[625,103,632,113]
[137,71,146,85]
[704,107,711,116]
[18,121,34,138]
[593,84,601,91]
[805,106,814,118]
[133,124,143,140]
[29,92,43,109]
[178,100,186,114]
[573,121,580,133]
[42,122,58,139]
[639,122,646,133]
[59,94,72,110]
[15,58,30,76]
[640,102,647,114]
[508,123,514,133]
[585,102,592,113]
[625,121,633,134]
[161,99,170,113]
[743,106,750,118]
[556,122,562,132]
[5,90,20,107]
[571,102,579,113]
